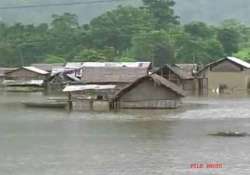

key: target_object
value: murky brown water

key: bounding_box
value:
[0,92,250,175]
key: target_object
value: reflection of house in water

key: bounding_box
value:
[113,74,185,109]
[198,57,250,95]
[3,66,49,92]
[155,64,207,96]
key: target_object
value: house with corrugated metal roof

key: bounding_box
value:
[198,57,250,95]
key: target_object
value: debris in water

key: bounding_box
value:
[208,131,249,137]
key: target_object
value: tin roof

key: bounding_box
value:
[3,80,44,86]
[63,84,116,92]
[198,57,250,74]
[82,62,152,68]
[31,63,64,72]
[23,67,49,75]
[227,57,250,68]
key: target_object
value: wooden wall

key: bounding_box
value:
[117,79,181,109]
[118,99,181,109]
[211,60,243,72]
[119,79,178,102]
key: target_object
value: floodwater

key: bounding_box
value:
[0,92,250,175]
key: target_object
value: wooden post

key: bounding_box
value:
[67,92,72,112]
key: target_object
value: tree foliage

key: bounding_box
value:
[1,1,250,67]
[131,30,176,66]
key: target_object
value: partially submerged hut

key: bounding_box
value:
[63,84,116,111]
[5,66,49,81]
[113,74,185,109]
[47,72,81,94]
[4,66,49,92]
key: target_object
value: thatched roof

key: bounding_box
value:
[114,74,185,100]
[82,66,150,83]
[6,67,49,76]
[156,64,194,80]
[0,67,17,77]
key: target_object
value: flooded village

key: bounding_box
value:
[2,0,250,174]
[1,57,250,111]
[2,58,250,175]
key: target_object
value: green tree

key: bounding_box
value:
[217,28,240,56]
[49,13,82,60]
[131,30,175,66]
[74,48,117,62]
[176,34,224,64]
[142,0,179,29]
[45,55,65,64]
[234,48,250,61]
[88,6,153,52]
[184,22,215,39]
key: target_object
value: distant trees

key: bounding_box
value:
[1,0,250,67]
[217,28,240,56]
[131,30,176,66]
[88,6,153,52]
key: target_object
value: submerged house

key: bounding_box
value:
[113,74,185,109]
[4,66,49,92]
[47,72,81,93]
[62,62,153,111]
[63,84,116,111]
[155,64,206,96]
[198,57,250,95]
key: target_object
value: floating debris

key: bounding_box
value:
[209,131,249,137]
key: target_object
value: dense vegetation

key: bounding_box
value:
[1,0,250,67]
